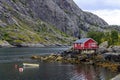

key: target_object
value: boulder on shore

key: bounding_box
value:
[105,46,120,53]
[98,41,120,53]
[111,46,120,52]
[98,41,108,54]
[99,41,108,48]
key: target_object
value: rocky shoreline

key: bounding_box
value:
[31,51,120,72]
[0,40,14,48]
[1,40,120,72]
[30,41,120,72]
[1,40,119,79]
[0,40,68,48]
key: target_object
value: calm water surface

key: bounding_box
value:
[0,47,118,80]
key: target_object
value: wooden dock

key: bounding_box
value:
[23,63,39,67]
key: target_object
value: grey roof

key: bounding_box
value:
[74,38,91,43]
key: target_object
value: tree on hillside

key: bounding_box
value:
[102,32,112,46]
[87,30,119,46]
[87,31,104,45]
[111,30,118,45]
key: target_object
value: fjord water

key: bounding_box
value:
[0,47,118,80]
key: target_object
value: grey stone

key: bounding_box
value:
[0,0,108,37]
[99,41,108,48]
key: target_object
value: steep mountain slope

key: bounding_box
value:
[0,0,108,47]
[25,0,108,36]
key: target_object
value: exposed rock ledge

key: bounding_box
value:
[14,43,67,47]
[98,41,120,53]
[0,40,13,47]
[16,43,45,47]
[0,41,68,48]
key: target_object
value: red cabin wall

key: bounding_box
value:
[74,43,83,49]
[73,39,98,50]
[84,39,98,49]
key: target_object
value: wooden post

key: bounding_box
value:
[79,49,81,54]
[93,49,97,65]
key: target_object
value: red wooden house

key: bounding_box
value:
[73,38,98,50]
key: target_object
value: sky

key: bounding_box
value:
[73,0,120,25]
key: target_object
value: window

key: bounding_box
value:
[74,44,77,47]
[90,43,96,47]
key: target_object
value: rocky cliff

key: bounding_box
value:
[28,0,108,35]
[0,0,108,47]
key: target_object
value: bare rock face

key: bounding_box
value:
[0,0,110,47]
[0,0,108,37]
[28,0,108,36]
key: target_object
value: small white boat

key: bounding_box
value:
[23,63,39,67]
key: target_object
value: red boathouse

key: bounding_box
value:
[73,38,98,50]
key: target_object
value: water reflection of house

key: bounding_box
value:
[73,38,98,54]
[73,65,97,80]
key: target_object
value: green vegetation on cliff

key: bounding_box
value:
[87,30,119,46]
[0,19,74,46]
[0,0,114,47]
